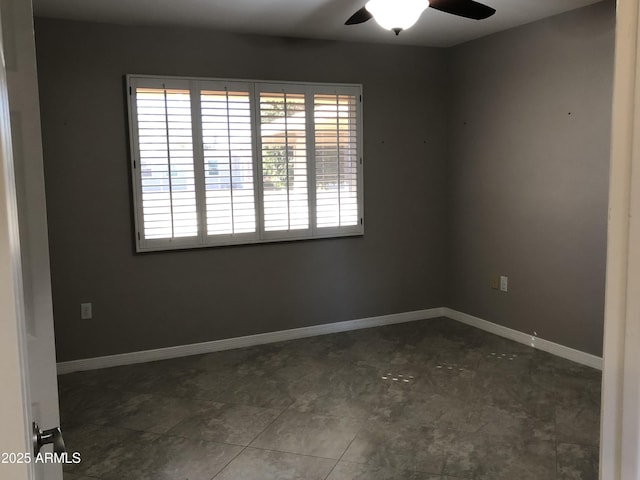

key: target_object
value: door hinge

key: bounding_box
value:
[360,218,364,225]
[129,86,132,95]
[137,232,141,241]
[359,94,362,102]
[133,159,137,168]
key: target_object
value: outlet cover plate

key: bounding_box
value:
[80,302,92,320]
[500,276,508,292]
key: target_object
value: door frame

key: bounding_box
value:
[600,0,640,478]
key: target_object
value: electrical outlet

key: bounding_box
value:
[490,275,499,289]
[500,276,508,292]
[80,302,93,320]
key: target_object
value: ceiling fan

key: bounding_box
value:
[345,0,496,36]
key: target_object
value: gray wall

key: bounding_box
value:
[34,19,450,362]
[447,1,615,356]
[36,1,614,362]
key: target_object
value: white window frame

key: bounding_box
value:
[127,74,364,252]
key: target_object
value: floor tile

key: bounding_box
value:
[441,431,556,480]
[326,461,443,479]
[213,447,336,480]
[61,423,157,477]
[273,332,359,366]
[557,443,599,480]
[251,411,362,459]
[407,361,479,397]
[167,402,282,445]
[556,400,601,446]
[100,434,243,480]
[548,374,601,409]
[273,355,346,385]
[60,360,208,399]
[58,364,141,391]
[210,372,304,409]
[57,317,601,480]
[58,384,104,428]
[466,369,557,421]
[369,389,473,427]
[100,392,194,434]
[129,366,231,400]
[466,402,555,441]
[194,343,289,373]
[63,473,98,480]
[342,421,449,475]
[60,385,201,433]
[288,364,408,421]
[290,365,497,432]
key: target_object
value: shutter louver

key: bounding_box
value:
[314,93,359,228]
[201,89,256,236]
[129,76,363,252]
[260,92,309,232]
[136,87,197,240]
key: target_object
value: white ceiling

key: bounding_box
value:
[32,0,604,48]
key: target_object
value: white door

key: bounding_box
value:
[0,0,62,478]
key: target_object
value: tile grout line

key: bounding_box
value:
[246,404,291,447]
[554,402,558,480]
[556,440,602,448]
[231,445,345,462]
[207,444,245,480]
[320,422,363,480]
[209,404,291,480]
[440,452,451,477]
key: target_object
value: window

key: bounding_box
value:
[127,75,363,251]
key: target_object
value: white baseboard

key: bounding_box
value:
[56,307,447,374]
[443,308,603,370]
[57,306,602,374]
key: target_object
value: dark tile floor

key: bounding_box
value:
[58,317,601,480]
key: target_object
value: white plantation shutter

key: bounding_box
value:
[133,84,198,242]
[128,75,363,252]
[259,91,309,233]
[200,85,257,237]
[314,93,360,229]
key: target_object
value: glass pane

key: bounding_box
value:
[314,94,359,228]
[260,92,308,232]
[201,89,256,236]
[136,87,197,239]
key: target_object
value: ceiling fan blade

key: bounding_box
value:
[428,0,496,20]
[345,6,373,25]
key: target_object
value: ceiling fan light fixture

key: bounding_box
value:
[365,0,429,33]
